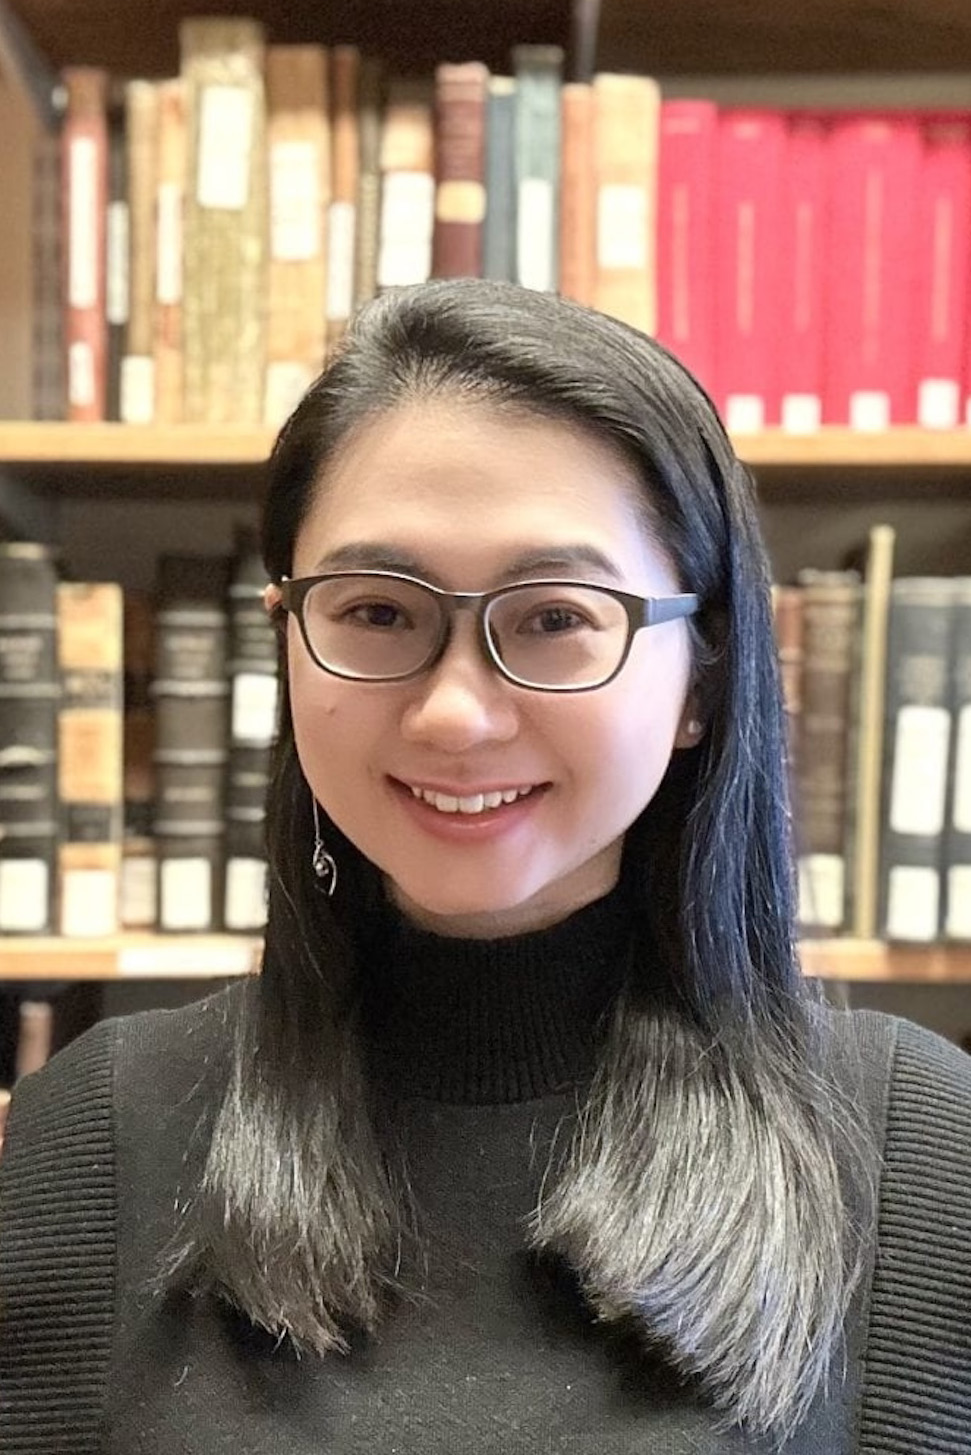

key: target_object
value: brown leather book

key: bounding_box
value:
[592,72,660,333]
[154,78,187,424]
[326,45,360,353]
[559,81,595,306]
[120,78,158,424]
[432,61,489,280]
[771,583,805,801]
[61,66,109,422]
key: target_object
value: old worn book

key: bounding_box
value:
[105,91,128,422]
[121,590,156,929]
[377,79,435,290]
[771,583,804,804]
[432,61,489,279]
[154,77,187,424]
[558,81,595,305]
[56,582,124,937]
[61,66,109,421]
[181,17,267,425]
[326,45,360,353]
[264,44,330,427]
[592,72,660,331]
[30,122,66,420]
[943,577,971,939]
[482,76,516,284]
[353,56,383,310]
[512,44,563,292]
[120,78,158,424]
[14,999,54,1079]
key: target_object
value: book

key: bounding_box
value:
[557,81,594,305]
[376,79,435,290]
[15,998,54,1079]
[779,112,828,434]
[592,72,660,332]
[483,76,517,284]
[121,590,156,929]
[942,577,971,940]
[264,44,330,427]
[771,583,804,802]
[105,96,128,422]
[713,108,787,432]
[151,553,231,932]
[656,97,717,392]
[0,542,59,934]
[823,112,922,429]
[326,44,360,353]
[914,114,971,430]
[878,577,957,942]
[513,44,563,293]
[153,77,187,425]
[30,122,66,421]
[180,17,268,425]
[432,61,489,279]
[61,66,109,422]
[120,78,158,424]
[795,569,863,935]
[353,56,383,311]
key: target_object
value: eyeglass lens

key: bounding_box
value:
[300,575,631,688]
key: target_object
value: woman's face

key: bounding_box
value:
[274,398,699,938]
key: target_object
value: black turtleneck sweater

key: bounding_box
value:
[2,889,970,1453]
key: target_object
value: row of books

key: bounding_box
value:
[0,536,277,937]
[782,537,971,944]
[36,17,971,432]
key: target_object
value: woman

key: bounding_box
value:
[2,279,969,1453]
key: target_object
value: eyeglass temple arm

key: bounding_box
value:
[645,593,699,626]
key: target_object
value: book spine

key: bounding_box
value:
[326,45,360,353]
[482,76,517,284]
[432,62,489,279]
[879,577,957,942]
[61,66,109,422]
[557,81,594,305]
[264,44,330,426]
[823,113,922,429]
[56,582,124,937]
[121,590,156,929]
[105,98,128,422]
[795,572,863,935]
[15,999,54,1079]
[914,115,971,429]
[353,57,383,310]
[377,80,435,289]
[942,578,971,940]
[120,79,158,424]
[153,78,187,425]
[592,72,660,332]
[656,97,718,392]
[513,44,563,293]
[31,124,66,421]
[0,544,59,934]
[713,108,787,433]
[779,112,829,434]
[180,17,268,426]
[771,583,804,803]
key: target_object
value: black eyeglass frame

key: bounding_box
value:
[278,570,700,693]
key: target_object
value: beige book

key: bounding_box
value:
[377,79,434,290]
[154,78,187,423]
[15,1000,54,1079]
[121,79,158,423]
[326,45,360,352]
[592,73,661,333]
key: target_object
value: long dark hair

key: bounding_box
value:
[165,280,874,1440]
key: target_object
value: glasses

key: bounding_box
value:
[279,571,699,693]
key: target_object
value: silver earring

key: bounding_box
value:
[687,719,703,736]
[311,799,338,896]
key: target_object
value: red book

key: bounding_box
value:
[822,112,922,429]
[432,62,489,279]
[656,98,717,395]
[62,67,109,422]
[913,115,971,429]
[779,113,829,434]
[712,109,787,433]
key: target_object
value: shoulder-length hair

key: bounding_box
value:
[164,280,874,1441]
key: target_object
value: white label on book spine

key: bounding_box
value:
[120,355,156,424]
[224,857,268,930]
[264,362,314,428]
[120,854,157,928]
[232,671,280,744]
[68,342,96,409]
[106,200,130,325]
[849,390,890,432]
[0,860,48,932]
[886,865,940,942]
[917,377,960,430]
[197,86,254,210]
[798,853,845,930]
[725,394,766,435]
[326,201,356,319]
[271,140,321,261]
[781,393,822,434]
[946,866,971,938]
[518,178,555,291]
[596,184,648,272]
[377,173,434,286]
[60,869,118,938]
[156,182,184,304]
[889,704,951,836]
[160,856,212,930]
[68,136,99,308]
[954,704,971,832]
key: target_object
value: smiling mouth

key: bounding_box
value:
[403,784,543,815]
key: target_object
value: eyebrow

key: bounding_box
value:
[310,542,624,585]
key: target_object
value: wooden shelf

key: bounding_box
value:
[0,934,969,982]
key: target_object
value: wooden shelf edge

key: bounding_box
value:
[0,935,968,982]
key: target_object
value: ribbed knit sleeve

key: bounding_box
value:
[0,1018,118,1454]
[857,1019,971,1453]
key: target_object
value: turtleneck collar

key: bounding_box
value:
[354,881,634,1105]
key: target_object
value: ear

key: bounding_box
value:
[674,697,705,750]
[263,583,282,617]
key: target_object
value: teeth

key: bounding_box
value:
[409,785,535,814]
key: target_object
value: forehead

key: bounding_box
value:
[292,399,669,585]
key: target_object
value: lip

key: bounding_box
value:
[388,776,549,842]
[395,777,541,797]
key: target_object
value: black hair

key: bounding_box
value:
[164,280,874,1441]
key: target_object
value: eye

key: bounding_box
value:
[341,598,413,630]
[517,603,595,635]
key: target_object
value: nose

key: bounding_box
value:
[399,614,519,752]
